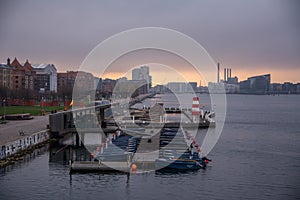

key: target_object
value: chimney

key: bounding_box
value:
[217,63,220,83]
[224,68,226,82]
[7,58,10,66]
[227,68,229,81]
[229,68,232,79]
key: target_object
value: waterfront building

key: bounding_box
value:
[114,77,147,98]
[32,64,57,92]
[239,74,270,94]
[166,82,196,93]
[227,76,239,85]
[188,82,198,93]
[132,65,152,93]
[297,83,300,93]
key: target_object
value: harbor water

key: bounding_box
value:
[0,94,299,199]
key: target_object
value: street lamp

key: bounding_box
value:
[2,98,6,122]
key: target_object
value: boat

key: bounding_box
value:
[155,158,206,170]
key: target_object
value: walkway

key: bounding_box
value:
[0,115,49,145]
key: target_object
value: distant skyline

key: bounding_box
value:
[0,0,299,84]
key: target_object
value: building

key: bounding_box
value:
[94,77,102,92]
[239,74,271,94]
[132,65,152,93]
[57,71,94,96]
[296,83,300,93]
[151,84,169,93]
[0,63,13,89]
[113,77,147,98]
[32,64,57,93]
[166,82,197,93]
[102,78,116,96]
[57,71,77,95]
[227,76,238,85]
[188,82,198,93]
[74,71,94,92]
[9,58,35,91]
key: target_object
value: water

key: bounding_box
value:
[1,94,300,199]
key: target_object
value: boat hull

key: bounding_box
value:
[155,158,206,170]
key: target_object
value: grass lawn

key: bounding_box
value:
[0,106,66,116]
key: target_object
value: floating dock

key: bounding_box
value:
[70,161,131,173]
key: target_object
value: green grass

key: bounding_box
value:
[0,106,66,116]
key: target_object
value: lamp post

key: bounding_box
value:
[2,99,6,122]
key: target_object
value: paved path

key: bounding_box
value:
[0,116,49,145]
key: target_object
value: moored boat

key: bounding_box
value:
[155,158,206,170]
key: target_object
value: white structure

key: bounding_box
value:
[132,65,152,92]
[32,64,57,92]
[166,82,194,93]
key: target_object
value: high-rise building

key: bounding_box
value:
[132,65,152,93]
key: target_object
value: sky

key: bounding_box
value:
[0,0,299,85]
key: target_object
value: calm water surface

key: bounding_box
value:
[0,94,299,200]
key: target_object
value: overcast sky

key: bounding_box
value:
[0,0,299,84]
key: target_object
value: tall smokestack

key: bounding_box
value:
[229,68,232,79]
[217,63,220,83]
[224,68,226,82]
[227,68,229,81]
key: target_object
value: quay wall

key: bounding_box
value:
[0,130,49,160]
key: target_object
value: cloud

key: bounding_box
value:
[0,0,299,82]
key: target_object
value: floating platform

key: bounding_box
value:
[70,161,131,173]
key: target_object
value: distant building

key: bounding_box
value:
[102,78,116,95]
[282,82,296,93]
[296,83,300,93]
[151,85,169,93]
[188,82,198,93]
[167,82,186,93]
[166,82,196,93]
[114,77,147,98]
[239,74,270,94]
[32,64,57,92]
[0,62,13,89]
[270,83,282,93]
[74,71,94,92]
[94,77,102,91]
[57,71,77,95]
[9,58,35,91]
[227,76,238,85]
[208,82,226,93]
[132,65,152,93]
[57,71,94,95]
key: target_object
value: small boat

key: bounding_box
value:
[155,158,206,170]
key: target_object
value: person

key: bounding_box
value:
[189,143,194,159]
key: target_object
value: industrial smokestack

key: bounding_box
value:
[224,68,226,82]
[227,68,229,81]
[229,68,232,79]
[217,63,220,83]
